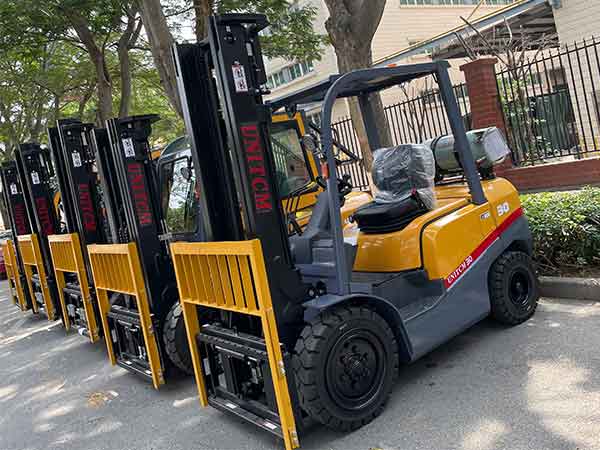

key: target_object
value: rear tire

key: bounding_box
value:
[489,251,539,325]
[293,305,398,432]
[163,303,193,374]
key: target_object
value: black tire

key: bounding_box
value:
[292,305,398,432]
[163,303,193,375]
[489,251,539,325]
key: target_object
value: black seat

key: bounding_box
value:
[353,193,428,234]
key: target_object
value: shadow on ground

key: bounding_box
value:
[1,279,599,450]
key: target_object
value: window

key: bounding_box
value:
[161,155,198,235]
[266,60,315,90]
[270,121,312,197]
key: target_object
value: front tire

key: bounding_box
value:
[489,251,539,325]
[163,303,193,374]
[293,305,398,432]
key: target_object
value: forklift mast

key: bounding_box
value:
[16,144,61,256]
[1,160,34,239]
[48,126,76,234]
[16,144,61,239]
[15,143,62,319]
[1,160,34,310]
[175,14,307,346]
[52,120,110,247]
[105,114,174,318]
[90,127,125,244]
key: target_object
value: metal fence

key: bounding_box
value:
[497,37,600,166]
[329,82,471,189]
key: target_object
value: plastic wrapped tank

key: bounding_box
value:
[424,127,510,177]
[372,144,436,210]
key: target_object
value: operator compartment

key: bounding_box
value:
[353,143,436,234]
[352,127,516,277]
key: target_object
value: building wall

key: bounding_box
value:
[265,0,511,121]
[553,0,600,45]
[551,0,600,153]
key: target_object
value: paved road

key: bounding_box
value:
[1,280,600,450]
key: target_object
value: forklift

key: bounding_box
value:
[4,146,62,322]
[85,114,197,388]
[0,161,34,312]
[43,120,117,342]
[169,14,539,450]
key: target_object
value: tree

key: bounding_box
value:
[117,5,144,117]
[0,42,95,159]
[0,0,145,125]
[323,0,391,171]
[193,0,214,42]
[136,0,183,117]
[136,0,326,117]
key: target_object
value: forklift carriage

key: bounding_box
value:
[170,13,539,450]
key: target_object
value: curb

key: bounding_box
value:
[539,276,600,301]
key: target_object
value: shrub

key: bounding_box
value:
[521,187,600,271]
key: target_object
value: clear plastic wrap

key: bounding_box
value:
[371,144,436,209]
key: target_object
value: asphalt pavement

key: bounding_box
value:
[1,280,599,450]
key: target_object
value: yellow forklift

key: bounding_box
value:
[170,14,539,450]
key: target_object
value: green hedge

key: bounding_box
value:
[521,187,600,271]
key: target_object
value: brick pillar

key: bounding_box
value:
[460,57,512,172]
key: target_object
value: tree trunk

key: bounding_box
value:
[29,91,46,143]
[118,12,142,118]
[194,0,214,42]
[0,101,19,157]
[94,53,113,125]
[136,0,183,117]
[62,8,113,125]
[78,83,96,119]
[324,0,391,172]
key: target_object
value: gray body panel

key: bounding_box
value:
[302,214,532,363]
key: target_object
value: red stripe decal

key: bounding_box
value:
[444,207,523,289]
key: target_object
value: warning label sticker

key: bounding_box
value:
[232,62,248,93]
[72,152,82,167]
[122,137,135,158]
[10,183,17,195]
[31,171,40,185]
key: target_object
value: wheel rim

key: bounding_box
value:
[325,329,386,411]
[509,270,531,307]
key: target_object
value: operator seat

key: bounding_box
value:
[353,144,436,234]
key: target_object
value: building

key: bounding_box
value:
[552,0,600,44]
[265,0,518,121]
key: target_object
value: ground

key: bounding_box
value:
[1,281,600,450]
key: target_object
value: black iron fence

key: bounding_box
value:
[328,82,471,189]
[497,37,600,166]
